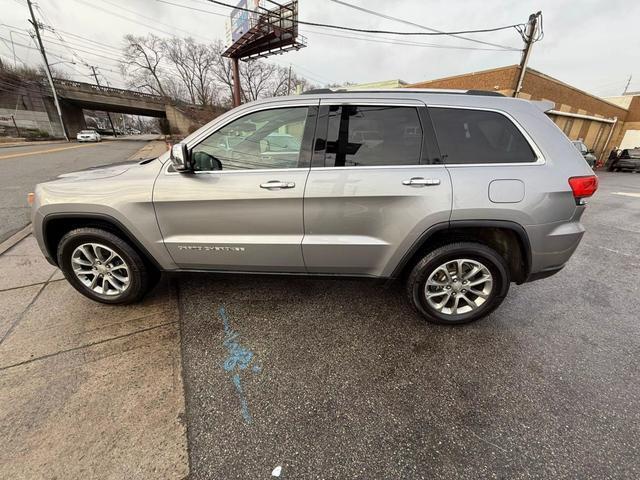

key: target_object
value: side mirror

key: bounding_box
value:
[170,143,191,172]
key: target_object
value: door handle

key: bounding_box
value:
[402,177,440,186]
[260,180,296,189]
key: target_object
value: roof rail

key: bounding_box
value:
[301,87,504,97]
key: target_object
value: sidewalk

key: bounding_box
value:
[0,140,68,149]
[0,235,188,479]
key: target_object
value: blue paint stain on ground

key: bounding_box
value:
[219,306,261,424]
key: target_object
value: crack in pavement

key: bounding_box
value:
[0,320,177,372]
[0,269,57,346]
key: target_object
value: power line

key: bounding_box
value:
[206,0,526,38]
[154,0,228,18]
[100,0,212,41]
[301,27,519,52]
[154,0,519,52]
[326,0,519,50]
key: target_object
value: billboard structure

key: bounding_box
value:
[223,0,306,106]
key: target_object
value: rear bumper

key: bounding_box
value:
[524,207,585,280]
[525,265,564,283]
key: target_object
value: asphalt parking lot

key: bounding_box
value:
[178,172,640,479]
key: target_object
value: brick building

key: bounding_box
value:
[408,65,640,161]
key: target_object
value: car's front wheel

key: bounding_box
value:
[57,227,155,304]
[407,242,510,325]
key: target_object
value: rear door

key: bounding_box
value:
[302,98,452,277]
[153,102,318,271]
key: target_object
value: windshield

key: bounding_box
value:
[80,130,96,134]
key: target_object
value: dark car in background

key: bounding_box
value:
[607,148,640,172]
[572,140,597,168]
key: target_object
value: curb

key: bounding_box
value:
[127,140,169,161]
[0,224,32,256]
[0,140,68,149]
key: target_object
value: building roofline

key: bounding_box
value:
[408,64,628,114]
[524,67,629,113]
[406,65,520,87]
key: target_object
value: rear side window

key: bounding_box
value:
[430,107,537,164]
[324,105,422,167]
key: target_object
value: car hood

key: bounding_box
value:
[56,159,149,180]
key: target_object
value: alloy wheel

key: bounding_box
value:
[71,243,131,296]
[424,259,493,315]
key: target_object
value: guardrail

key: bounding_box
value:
[53,78,165,102]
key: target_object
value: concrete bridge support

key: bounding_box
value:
[60,101,87,138]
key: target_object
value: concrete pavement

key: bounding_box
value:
[0,235,188,480]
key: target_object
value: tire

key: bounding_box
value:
[406,242,510,325]
[57,227,154,304]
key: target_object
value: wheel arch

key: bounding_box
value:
[42,213,162,270]
[391,220,532,284]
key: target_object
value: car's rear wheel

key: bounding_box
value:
[407,242,510,325]
[57,227,155,304]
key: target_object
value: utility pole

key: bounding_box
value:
[231,57,241,107]
[89,65,117,137]
[287,65,292,95]
[513,11,541,98]
[622,75,632,95]
[27,0,69,141]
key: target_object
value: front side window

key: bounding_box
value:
[324,105,422,167]
[191,107,309,171]
[430,107,537,164]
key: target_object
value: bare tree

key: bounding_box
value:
[120,35,317,107]
[121,34,168,97]
[210,40,235,105]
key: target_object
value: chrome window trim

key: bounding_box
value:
[163,162,310,176]
[427,104,546,167]
[310,165,445,172]
[319,98,424,107]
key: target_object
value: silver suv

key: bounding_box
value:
[31,89,598,324]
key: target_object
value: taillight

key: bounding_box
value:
[568,175,598,201]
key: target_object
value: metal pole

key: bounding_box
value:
[9,31,18,68]
[513,12,540,98]
[26,0,69,141]
[599,116,618,167]
[11,114,21,137]
[287,64,292,95]
[232,57,242,107]
[622,75,632,95]
[90,66,117,137]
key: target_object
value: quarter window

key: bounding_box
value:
[430,108,537,164]
[191,107,309,171]
[324,105,423,167]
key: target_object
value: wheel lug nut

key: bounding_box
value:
[462,289,466,293]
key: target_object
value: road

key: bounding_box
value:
[176,172,640,479]
[0,139,150,242]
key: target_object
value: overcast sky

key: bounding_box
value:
[1,0,639,98]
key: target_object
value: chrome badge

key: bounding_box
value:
[177,245,245,252]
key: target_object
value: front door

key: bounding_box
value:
[154,104,317,271]
[302,99,452,277]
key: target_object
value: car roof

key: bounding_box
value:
[241,88,551,113]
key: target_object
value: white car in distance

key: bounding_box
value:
[76,130,101,142]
